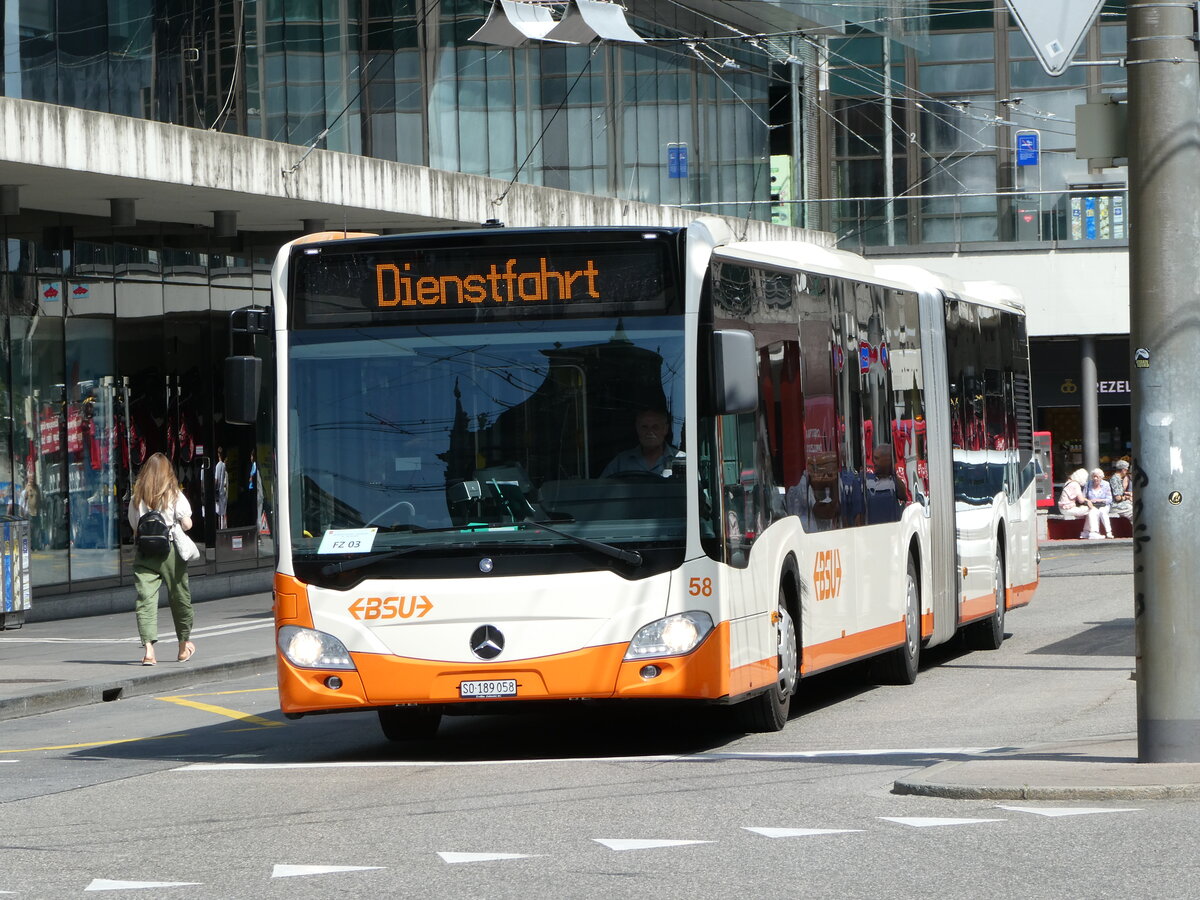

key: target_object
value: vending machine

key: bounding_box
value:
[1033,431,1055,508]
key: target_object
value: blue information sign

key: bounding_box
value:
[667,143,688,179]
[1016,130,1040,167]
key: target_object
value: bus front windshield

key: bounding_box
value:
[287,317,687,562]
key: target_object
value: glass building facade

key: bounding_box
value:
[1,218,276,593]
[826,0,1128,249]
[1,1,773,217]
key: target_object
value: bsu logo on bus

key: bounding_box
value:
[348,596,434,621]
[813,550,843,602]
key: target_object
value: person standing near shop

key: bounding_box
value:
[128,452,200,666]
[213,446,229,529]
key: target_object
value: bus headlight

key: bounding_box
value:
[278,625,355,669]
[625,611,714,660]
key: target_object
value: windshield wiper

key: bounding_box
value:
[521,518,643,567]
[319,520,642,575]
[319,539,490,575]
[320,545,428,576]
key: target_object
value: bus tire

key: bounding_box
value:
[735,588,797,733]
[964,551,1006,651]
[378,705,442,741]
[874,554,921,685]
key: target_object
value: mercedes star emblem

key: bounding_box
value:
[470,624,505,660]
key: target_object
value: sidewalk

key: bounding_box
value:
[0,590,276,721]
[3,569,1198,801]
[893,737,1200,800]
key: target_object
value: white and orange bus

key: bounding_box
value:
[225,218,1038,739]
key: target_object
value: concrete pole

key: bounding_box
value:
[1080,336,1099,473]
[1128,1,1200,762]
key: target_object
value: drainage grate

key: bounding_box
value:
[102,688,124,702]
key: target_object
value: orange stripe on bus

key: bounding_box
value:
[276,621,750,715]
[961,577,1038,624]
[274,573,312,628]
[802,618,907,675]
[960,590,997,623]
[1008,580,1037,609]
[920,610,933,639]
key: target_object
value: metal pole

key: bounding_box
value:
[790,36,804,230]
[1128,0,1200,762]
[882,36,896,246]
[1080,336,1099,473]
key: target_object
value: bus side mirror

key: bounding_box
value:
[712,329,757,415]
[224,355,262,425]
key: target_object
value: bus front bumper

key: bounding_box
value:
[276,622,737,715]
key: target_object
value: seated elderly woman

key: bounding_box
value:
[1084,467,1114,538]
[1109,459,1133,519]
[1058,468,1102,539]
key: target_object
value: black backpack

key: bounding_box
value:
[136,510,172,558]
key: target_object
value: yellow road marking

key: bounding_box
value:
[0,688,286,753]
[157,695,284,727]
[1,734,184,754]
[164,687,277,699]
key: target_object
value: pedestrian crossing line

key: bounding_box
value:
[156,694,284,728]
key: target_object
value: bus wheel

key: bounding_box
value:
[378,706,442,741]
[965,553,1006,651]
[736,589,797,733]
[875,555,920,685]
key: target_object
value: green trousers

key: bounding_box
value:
[132,547,193,646]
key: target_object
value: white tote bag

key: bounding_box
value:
[174,524,201,562]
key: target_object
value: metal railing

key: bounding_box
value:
[679,186,1130,253]
[807,187,1129,253]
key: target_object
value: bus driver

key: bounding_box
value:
[601,408,679,477]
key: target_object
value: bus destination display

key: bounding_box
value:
[293,239,675,326]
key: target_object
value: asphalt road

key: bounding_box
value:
[5,543,1190,900]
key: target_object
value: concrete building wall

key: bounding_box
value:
[0,97,832,246]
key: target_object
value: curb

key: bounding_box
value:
[0,655,277,723]
[893,762,1200,801]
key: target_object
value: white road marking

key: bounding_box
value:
[880,817,1006,828]
[85,879,200,891]
[997,806,1141,817]
[744,827,864,838]
[174,747,1005,772]
[594,839,713,851]
[437,853,534,864]
[271,865,384,878]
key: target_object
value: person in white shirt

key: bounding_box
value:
[213,446,228,529]
[128,453,197,666]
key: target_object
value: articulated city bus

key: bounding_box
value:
[226,218,1038,739]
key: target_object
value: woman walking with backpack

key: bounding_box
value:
[129,452,199,666]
